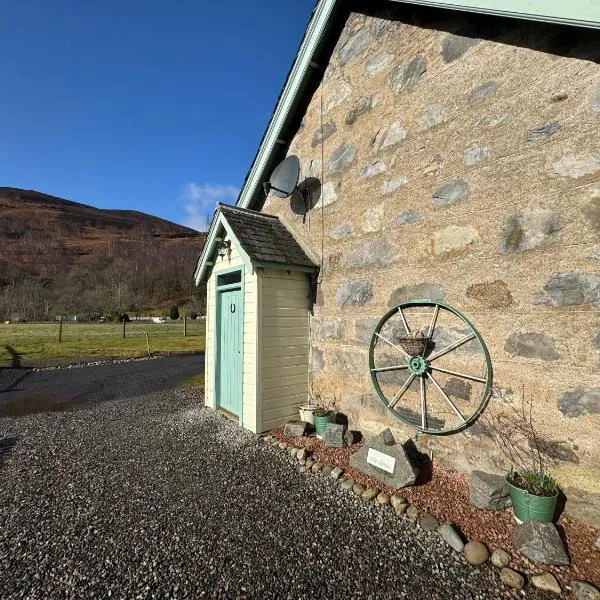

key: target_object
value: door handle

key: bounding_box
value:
[230,304,236,313]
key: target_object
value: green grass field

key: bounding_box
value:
[0,321,205,367]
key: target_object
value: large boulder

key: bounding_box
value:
[348,429,418,488]
[511,521,569,566]
[469,470,512,510]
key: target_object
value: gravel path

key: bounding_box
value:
[0,386,550,599]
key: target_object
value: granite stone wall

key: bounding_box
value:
[261,7,600,525]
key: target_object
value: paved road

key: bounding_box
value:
[0,355,202,417]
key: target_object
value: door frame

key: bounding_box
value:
[214,265,245,425]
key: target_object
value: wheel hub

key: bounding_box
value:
[407,355,429,375]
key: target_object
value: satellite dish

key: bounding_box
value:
[263,155,300,198]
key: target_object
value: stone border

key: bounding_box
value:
[261,434,599,599]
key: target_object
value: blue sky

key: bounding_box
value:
[0,1,314,231]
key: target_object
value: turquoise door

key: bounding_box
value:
[217,287,243,415]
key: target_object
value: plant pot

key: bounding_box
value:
[507,479,558,523]
[313,412,334,439]
[298,404,316,425]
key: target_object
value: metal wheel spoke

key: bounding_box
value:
[427,372,466,422]
[428,332,476,362]
[371,364,409,373]
[388,373,417,409]
[375,332,410,358]
[419,374,427,429]
[398,307,411,335]
[429,365,486,383]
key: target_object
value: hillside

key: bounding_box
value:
[0,187,206,320]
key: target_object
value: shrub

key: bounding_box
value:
[189,311,198,320]
[169,306,179,320]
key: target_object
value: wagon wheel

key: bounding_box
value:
[368,300,493,435]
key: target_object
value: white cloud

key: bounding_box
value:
[180,182,239,231]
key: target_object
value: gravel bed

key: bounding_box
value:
[0,389,552,599]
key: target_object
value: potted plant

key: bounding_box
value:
[313,406,335,439]
[485,389,561,523]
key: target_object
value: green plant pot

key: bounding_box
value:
[507,480,558,523]
[313,413,334,439]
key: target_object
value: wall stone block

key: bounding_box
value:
[504,332,560,361]
[394,209,421,225]
[382,175,408,195]
[526,122,562,143]
[315,181,340,208]
[346,239,393,269]
[389,56,427,93]
[553,153,600,178]
[584,197,600,232]
[433,180,469,206]
[479,112,509,128]
[534,272,600,307]
[593,84,600,112]
[468,81,498,105]
[558,387,600,417]
[330,346,368,375]
[362,203,384,232]
[365,52,395,76]
[312,347,324,373]
[442,33,479,63]
[466,280,514,308]
[417,104,452,130]
[338,27,373,66]
[336,279,374,305]
[375,122,407,150]
[311,121,337,147]
[355,318,380,343]
[320,319,347,340]
[324,82,352,113]
[500,207,562,253]
[345,96,376,125]
[463,145,491,166]
[433,225,480,255]
[444,378,472,401]
[388,283,445,307]
[330,220,353,240]
[359,160,387,179]
[328,142,357,173]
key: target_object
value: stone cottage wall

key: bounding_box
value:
[261,7,600,525]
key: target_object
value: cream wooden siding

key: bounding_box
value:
[204,237,258,432]
[259,269,310,432]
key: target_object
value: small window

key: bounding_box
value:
[217,271,241,286]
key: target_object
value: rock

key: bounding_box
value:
[381,175,408,195]
[328,142,357,173]
[311,348,324,373]
[570,580,600,600]
[438,523,465,552]
[319,319,347,340]
[553,153,600,178]
[376,492,390,505]
[376,122,407,150]
[433,180,469,207]
[284,421,309,438]
[311,121,337,147]
[390,495,407,509]
[419,516,439,531]
[535,272,600,307]
[558,387,600,418]
[303,157,321,178]
[323,81,351,114]
[490,549,510,568]
[348,429,418,488]
[299,459,306,466]
[596,532,600,550]
[388,283,444,307]
[511,521,569,566]
[394,209,420,225]
[278,441,287,449]
[361,488,378,501]
[344,429,355,446]
[346,239,392,269]
[500,568,525,590]
[341,478,354,490]
[365,52,395,76]
[593,84,600,112]
[330,467,343,480]
[500,207,562,253]
[417,104,452,130]
[299,465,307,473]
[322,423,348,447]
[289,446,298,456]
[531,572,561,595]
[480,112,509,128]
[463,541,489,565]
[527,122,562,143]
[463,145,490,166]
[353,483,365,496]
[345,96,375,125]
[338,27,372,66]
[444,378,472,401]
[321,465,333,477]
[405,506,419,520]
[469,470,511,510]
[504,332,560,361]
[311,463,322,473]
[315,182,339,208]
[433,225,480,255]
[389,56,427,93]
[329,347,367,375]
[361,203,384,233]
[305,459,314,469]
[394,502,408,516]
[468,81,498,105]
[335,279,373,306]
[466,280,514,309]
[442,33,479,63]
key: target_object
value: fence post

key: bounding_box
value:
[122,318,126,339]
[184,316,187,337]
[58,317,63,343]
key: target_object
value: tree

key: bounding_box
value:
[169,305,179,320]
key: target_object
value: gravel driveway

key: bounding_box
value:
[0,384,549,599]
